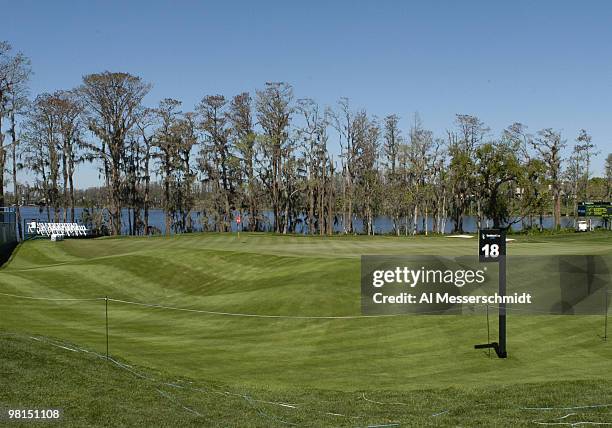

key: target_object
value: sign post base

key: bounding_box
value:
[474,342,507,359]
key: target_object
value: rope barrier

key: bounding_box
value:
[532,416,612,426]
[2,332,610,426]
[242,394,297,426]
[524,404,612,427]
[156,389,203,417]
[106,297,400,319]
[0,291,605,317]
[7,333,304,423]
[106,297,468,319]
[361,392,409,406]
[3,333,358,424]
[521,404,612,411]
[0,292,104,302]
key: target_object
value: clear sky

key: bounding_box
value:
[4,0,611,188]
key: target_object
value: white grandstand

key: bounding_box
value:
[27,221,89,239]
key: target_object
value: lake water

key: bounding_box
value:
[18,206,598,235]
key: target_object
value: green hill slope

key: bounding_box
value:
[2,334,611,427]
[1,232,611,425]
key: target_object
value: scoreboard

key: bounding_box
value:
[577,202,612,218]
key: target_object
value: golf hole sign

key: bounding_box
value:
[479,229,506,263]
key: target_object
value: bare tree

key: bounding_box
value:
[565,145,584,224]
[198,95,235,232]
[228,93,258,231]
[8,74,30,238]
[255,83,293,233]
[153,98,183,235]
[381,114,404,235]
[383,114,401,175]
[51,90,83,223]
[0,41,31,224]
[352,112,380,235]
[332,98,359,234]
[135,109,156,234]
[22,94,63,221]
[606,153,612,199]
[80,71,151,235]
[447,114,487,232]
[574,129,598,201]
[408,114,434,235]
[295,98,330,235]
[531,129,566,229]
[429,140,449,234]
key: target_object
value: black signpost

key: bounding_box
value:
[475,228,507,358]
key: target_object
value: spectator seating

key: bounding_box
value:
[27,222,89,238]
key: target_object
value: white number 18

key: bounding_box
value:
[482,243,499,258]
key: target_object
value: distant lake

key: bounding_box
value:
[18,206,600,235]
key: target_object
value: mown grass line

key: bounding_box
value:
[1,334,611,427]
[0,232,610,425]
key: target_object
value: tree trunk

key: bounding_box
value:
[69,161,75,222]
[144,157,150,235]
[309,180,315,235]
[282,198,289,234]
[476,199,482,230]
[341,164,347,234]
[164,171,171,236]
[10,111,21,240]
[0,114,5,214]
[110,157,122,235]
[554,190,561,230]
[62,149,68,223]
[327,175,333,236]
[224,191,231,233]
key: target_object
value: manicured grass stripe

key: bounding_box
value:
[0,232,609,396]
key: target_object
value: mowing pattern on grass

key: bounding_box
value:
[1,334,611,427]
[0,232,611,425]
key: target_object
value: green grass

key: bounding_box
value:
[1,231,611,426]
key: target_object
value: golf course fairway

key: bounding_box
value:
[1,232,611,426]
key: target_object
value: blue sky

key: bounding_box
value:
[5,0,611,187]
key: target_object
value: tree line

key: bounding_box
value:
[1,41,611,238]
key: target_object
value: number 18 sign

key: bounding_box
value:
[479,228,506,262]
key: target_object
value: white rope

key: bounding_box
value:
[106,297,412,319]
[16,333,300,423]
[241,394,297,426]
[156,388,203,417]
[361,392,409,406]
[29,336,79,352]
[247,398,297,409]
[522,404,612,411]
[1,292,587,317]
[5,333,357,422]
[532,417,612,427]
[541,424,612,427]
[1,292,592,316]
[0,292,104,302]
[522,404,612,427]
[6,333,611,426]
